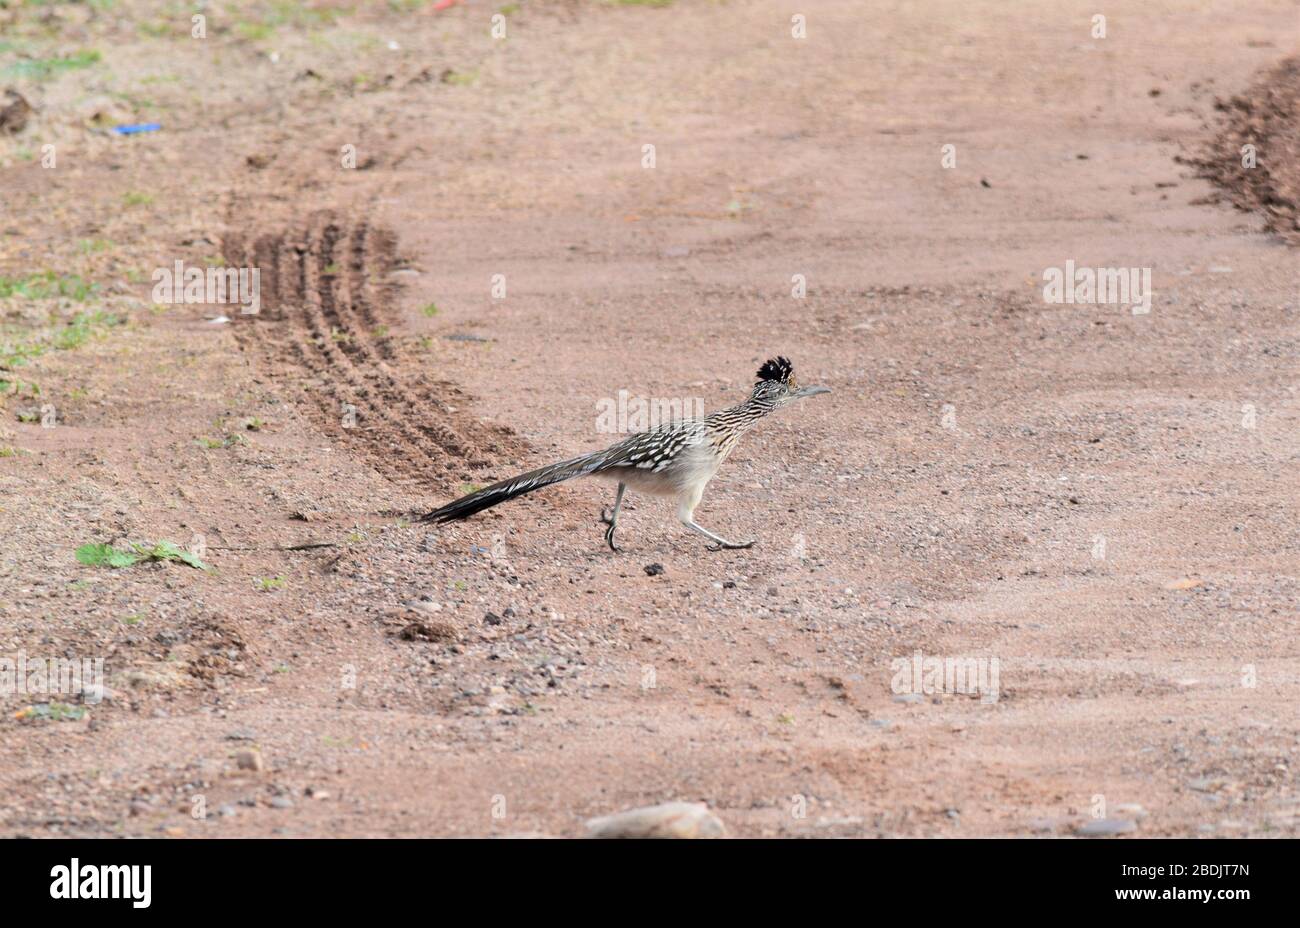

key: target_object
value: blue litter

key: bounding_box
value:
[111,123,162,135]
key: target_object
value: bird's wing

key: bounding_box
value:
[592,419,708,475]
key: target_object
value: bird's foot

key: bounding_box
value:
[706,538,755,551]
[603,523,621,553]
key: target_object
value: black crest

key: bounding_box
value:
[756,356,794,385]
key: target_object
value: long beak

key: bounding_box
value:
[794,385,831,398]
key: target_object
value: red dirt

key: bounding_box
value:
[1,0,1298,838]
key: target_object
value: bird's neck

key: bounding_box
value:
[709,395,776,432]
[699,396,776,459]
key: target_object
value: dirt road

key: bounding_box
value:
[1,0,1297,837]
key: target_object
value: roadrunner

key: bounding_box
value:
[417,357,830,551]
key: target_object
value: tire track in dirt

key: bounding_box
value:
[223,211,519,493]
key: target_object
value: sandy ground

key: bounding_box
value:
[1,0,1298,837]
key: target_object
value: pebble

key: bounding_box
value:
[644,563,664,577]
[1075,818,1137,837]
[586,801,725,839]
[270,796,294,809]
[400,620,458,642]
[235,749,264,772]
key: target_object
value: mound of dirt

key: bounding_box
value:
[1185,56,1300,242]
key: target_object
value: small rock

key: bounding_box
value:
[400,620,457,642]
[217,803,238,818]
[893,693,924,704]
[644,563,665,577]
[484,611,503,626]
[235,749,264,772]
[585,802,725,839]
[1075,818,1137,837]
[0,90,33,134]
[82,683,115,704]
[270,796,294,809]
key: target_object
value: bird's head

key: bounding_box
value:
[751,356,831,407]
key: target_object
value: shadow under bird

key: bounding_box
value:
[417,357,831,551]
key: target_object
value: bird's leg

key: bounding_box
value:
[599,482,626,552]
[677,491,753,551]
[683,519,755,551]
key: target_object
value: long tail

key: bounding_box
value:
[417,451,608,524]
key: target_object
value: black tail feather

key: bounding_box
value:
[417,452,605,524]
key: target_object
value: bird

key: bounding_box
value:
[417,356,830,551]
